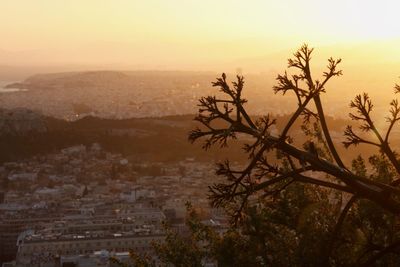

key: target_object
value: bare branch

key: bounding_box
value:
[385,98,400,143]
[343,125,380,148]
[191,45,400,225]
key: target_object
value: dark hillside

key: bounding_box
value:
[0,113,384,164]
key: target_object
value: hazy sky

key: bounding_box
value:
[0,0,400,70]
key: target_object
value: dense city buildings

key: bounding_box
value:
[0,143,227,266]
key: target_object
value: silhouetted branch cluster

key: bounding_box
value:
[190,44,400,265]
[344,90,400,177]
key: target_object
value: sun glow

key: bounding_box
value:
[312,0,400,41]
[0,0,399,69]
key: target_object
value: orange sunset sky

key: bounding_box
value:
[0,0,399,70]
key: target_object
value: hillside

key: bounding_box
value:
[4,70,216,91]
[0,111,386,165]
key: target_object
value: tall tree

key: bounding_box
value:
[189,44,400,266]
[118,45,400,267]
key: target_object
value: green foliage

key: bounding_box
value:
[352,155,367,177]
[151,205,211,267]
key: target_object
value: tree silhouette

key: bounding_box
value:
[189,44,400,265]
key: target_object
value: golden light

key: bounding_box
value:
[0,0,399,69]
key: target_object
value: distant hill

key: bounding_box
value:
[0,112,244,163]
[0,110,385,165]
[5,70,218,91]
[5,71,132,90]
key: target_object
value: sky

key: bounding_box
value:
[0,0,400,71]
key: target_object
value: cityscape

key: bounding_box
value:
[0,142,227,266]
[1,1,400,266]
